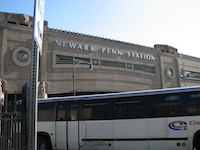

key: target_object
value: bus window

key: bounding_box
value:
[187,92,200,114]
[147,94,182,117]
[38,102,56,121]
[83,100,109,120]
[57,102,67,121]
[69,104,78,121]
[114,96,145,119]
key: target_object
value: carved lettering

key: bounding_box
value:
[127,51,155,61]
[55,40,62,46]
[62,41,67,47]
[90,46,95,51]
[84,45,89,51]
[101,47,106,53]
[101,47,122,56]
[69,42,76,49]
[77,44,82,50]
[55,40,156,61]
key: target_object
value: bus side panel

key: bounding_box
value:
[81,140,114,150]
[113,119,149,150]
[113,119,168,150]
[187,116,200,137]
[80,121,114,150]
[82,119,149,139]
[68,121,79,150]
[113,119,148,138]
[186,116,200,150]
[84,121,113,139]
[149,140,188,150]
[56,121,67,150]
[168,117,187,138]
[148,118,167,137]
[165,117,189,149]
[114,141,149,150]
[81,119,149,150]
[37,122,56,149]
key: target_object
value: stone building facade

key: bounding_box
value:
[0,12,200,97]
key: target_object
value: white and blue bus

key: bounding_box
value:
[37,86,200,150]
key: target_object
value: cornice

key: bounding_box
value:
[0,11,48,27]
[48,27,155,51]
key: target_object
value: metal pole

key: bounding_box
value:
[27,41,39,150]
[73,59,76,96]
[179,55,186,87]
[72,58,93,96]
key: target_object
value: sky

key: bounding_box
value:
[1,0,200,58]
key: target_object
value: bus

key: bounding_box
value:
[37,86,200,150]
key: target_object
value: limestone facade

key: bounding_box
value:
[0,12,200,97]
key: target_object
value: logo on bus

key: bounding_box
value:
[168,121,187,130]
[189,120,200,125]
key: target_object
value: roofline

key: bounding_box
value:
[48,28,155,51]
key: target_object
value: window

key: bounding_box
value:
[113,96,145,119]
[69,103,78,121]
[134,64,155,74]
[184,70,200,79]
[83,100,109,120]
[38,102,56,121]
[56,55,90,65]
[56,55,73,64]
[100,60,126,68]
[57,102,67,121]
[147,94,182,117]
[167,68,174,78]
[186,92,200,114]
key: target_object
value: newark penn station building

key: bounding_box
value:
[0,11,200,99]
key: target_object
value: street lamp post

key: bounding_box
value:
[179,54,186,87]
[72,58,93,96]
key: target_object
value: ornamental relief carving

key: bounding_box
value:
[0,12,31,25]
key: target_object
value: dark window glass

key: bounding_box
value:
[187,92,200,114]
[83,100,108,120]
[56,55,90,65]
[57,102,67,121]
[69,104,78,121]
[134,64,155,74]
[114,96,145,119]
[147,94,182,117]
[74,57,90,63]
[38,102,56,121]
[184,70,200,79]
[56,55,73,64]
[100,60,126,68]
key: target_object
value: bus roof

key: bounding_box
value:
[38,86,200,103]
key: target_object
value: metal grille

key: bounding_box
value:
[56,55,91,64]
[56,55,73,64]
[100,60,126,68]
[134,64,155,74]
[0,92,26,150]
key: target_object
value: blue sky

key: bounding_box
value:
[1,0,200,57]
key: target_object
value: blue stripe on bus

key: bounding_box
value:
[38,86,200,103]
